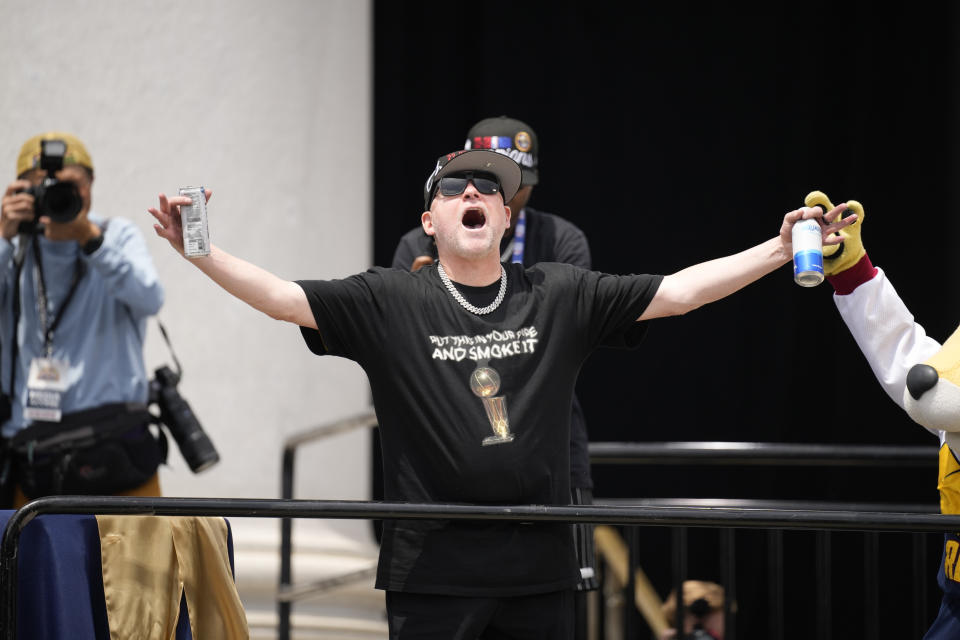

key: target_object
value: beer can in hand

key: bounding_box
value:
[178,186,210,258]
[792,218,824,287]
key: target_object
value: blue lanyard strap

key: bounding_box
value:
[510,209,526,264]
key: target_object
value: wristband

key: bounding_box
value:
[825,253,877,295]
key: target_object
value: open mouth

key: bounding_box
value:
[462,208,486,229]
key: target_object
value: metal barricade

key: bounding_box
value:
[278,411,378,640]
[3,495,960,640]
[586,441,940,639]
[587,441,936,467]
[272,429,939,639]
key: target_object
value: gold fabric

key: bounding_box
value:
[97,515,249,640]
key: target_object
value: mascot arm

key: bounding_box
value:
[835,268,942,411]
[806,191,940,416]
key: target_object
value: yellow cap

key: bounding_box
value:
[16,132,94,178]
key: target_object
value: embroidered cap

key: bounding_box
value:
[464,116,539,187]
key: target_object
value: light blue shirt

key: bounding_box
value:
[0,213,164,437]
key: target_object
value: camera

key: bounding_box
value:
[17,139,83,231]
[149,365,220,473]
[682,598,719,640]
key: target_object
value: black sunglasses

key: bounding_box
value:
[435,171,502,199]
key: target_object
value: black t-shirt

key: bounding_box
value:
[297,262,661,596]
[392,206,597,489]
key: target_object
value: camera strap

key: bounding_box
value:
[6,235,34,399]
[32,234,86,358]
[5,235,84,400]
[120,307,182,382]
[6,237,28,399]
[158,321,182,375]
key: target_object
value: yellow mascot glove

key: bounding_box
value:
[804,190,866,277]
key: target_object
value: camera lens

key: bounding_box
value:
[151,366,220,473]
[42,181,82,223]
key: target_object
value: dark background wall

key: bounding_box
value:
[373,3,958,636]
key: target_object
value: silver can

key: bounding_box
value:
[178,186,210,258]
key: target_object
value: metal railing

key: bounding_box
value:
[592,497,939,639]
[278,411,378,639]
[274,416,942,639]
[587,441,937,466]
[3,495,960,640]
[585,441,940,639]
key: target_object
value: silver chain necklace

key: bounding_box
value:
[436,262,507,315]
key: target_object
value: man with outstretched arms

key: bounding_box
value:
[149,150,853,639]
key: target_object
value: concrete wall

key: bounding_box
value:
[0,0,374,559]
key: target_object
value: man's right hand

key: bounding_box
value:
[148,189,213,257]
[410,255,434,271]
[0,180,36,240]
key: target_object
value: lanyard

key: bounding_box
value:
[505,208,526,265]
[31,234,85,358]
[4,237,84,399]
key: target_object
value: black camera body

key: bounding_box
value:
[149,365,220,473]
[17,139,83,231]
[681,598,718,640]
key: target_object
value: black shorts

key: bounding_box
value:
[386,589,574,640]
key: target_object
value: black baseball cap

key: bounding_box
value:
[423,149,522,211]
[464,116,539,187]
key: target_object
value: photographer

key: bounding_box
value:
[0,132,165,508]
[660,580,728,640]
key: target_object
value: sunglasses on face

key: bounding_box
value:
[435,171,502,199]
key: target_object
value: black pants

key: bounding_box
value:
[386,590,574,640]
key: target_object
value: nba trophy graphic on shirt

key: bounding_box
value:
[469,361,514,446]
